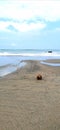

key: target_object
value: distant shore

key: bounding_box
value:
[0,59,60,130]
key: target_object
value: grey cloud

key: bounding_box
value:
[0,17,19,23]
[6,25,18,32]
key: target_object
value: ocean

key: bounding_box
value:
[0,49,60,77]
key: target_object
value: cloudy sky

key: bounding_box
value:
[0,0,60,49]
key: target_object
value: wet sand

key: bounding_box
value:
[0,59,60,130]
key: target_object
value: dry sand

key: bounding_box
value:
[0,59,60,130]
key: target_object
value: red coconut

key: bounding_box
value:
[36,74,42,80]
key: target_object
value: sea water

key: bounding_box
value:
[0,49,60,77]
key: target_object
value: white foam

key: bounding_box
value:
[41,61,60,66]
[0,52,60,57]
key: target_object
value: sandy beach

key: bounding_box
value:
[0,59,60,130]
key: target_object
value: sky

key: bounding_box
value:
[0,0,60,49]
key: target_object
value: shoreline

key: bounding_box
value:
[0,61,26,77]
[0,59,60,78]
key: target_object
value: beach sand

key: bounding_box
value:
[0,59,60,130]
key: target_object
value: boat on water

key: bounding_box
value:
[48,50,52,53]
